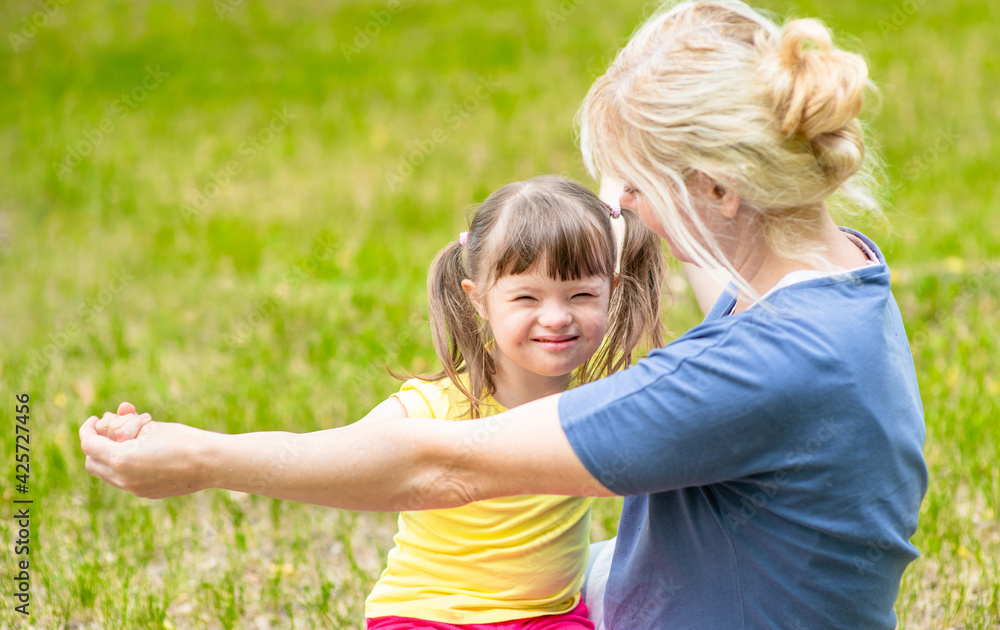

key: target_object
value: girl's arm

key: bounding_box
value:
[79,393,615,510]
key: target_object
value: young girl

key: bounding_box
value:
[91,174,663,628]
[362,175,663,629]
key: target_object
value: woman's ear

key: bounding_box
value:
[694,171,741,219]
[461,279,487,320]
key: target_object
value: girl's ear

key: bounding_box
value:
[461,279,487,320]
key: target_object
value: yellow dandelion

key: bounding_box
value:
[269,562,296,577]
[944,366,959,387]
[987,379,1000,397]
[369,126,390,151]
[944,256,965,274]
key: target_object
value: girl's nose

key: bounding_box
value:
[538,303,573,329]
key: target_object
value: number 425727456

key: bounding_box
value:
[15,393,30,490]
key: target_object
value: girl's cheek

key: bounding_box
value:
[589,310,611,335]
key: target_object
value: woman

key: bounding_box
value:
[81,2,928,628]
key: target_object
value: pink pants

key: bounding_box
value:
[366,600,593,630]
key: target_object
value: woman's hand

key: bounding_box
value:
[80,411,212,499]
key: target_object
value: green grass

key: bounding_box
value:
[1,0,997,627]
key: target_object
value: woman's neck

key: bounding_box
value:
[731,215,869,313]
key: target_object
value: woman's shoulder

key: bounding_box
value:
[646,264,895,377]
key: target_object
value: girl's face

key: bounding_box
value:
[464,268,612,381]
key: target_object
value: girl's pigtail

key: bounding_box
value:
[426,240,493,418]
[603,207,665,373]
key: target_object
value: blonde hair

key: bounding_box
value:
[579,0,883,295]
[424,175,664,417]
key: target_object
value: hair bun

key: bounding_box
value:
[759,18,869,179]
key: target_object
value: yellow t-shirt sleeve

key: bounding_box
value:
[390,378,436,419]
[391,377,468,421]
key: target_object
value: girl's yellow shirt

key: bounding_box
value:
[364,377,594,624]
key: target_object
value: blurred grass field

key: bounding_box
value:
[0,0,997,627]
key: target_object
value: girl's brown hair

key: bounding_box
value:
[424,175,664,417]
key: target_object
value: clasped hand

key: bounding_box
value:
[91,402,153,442]
[80,402,207,499]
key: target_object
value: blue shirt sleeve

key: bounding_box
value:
[559,302,859,496]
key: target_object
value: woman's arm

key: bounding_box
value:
[79,393,614,510]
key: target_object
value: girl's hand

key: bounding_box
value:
[92,402,152,441]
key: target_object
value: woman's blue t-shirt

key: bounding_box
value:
[559,230,928,629]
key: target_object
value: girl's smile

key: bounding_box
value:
[531,334,580,351]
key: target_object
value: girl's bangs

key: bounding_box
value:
[488,205,614,284]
